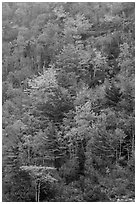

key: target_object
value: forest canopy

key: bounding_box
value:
[2,2,135,202]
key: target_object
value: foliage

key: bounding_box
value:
[2,2,134,202]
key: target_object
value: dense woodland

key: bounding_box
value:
[2,2,135,202]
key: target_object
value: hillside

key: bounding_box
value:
[2,2,135,202]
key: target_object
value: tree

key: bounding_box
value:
[2,2,135,202]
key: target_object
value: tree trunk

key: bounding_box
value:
[115,149,118,164]
[36,179,40,202]
[132,135,135,156]
[119,139,121,159]
[28,147,30,164]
